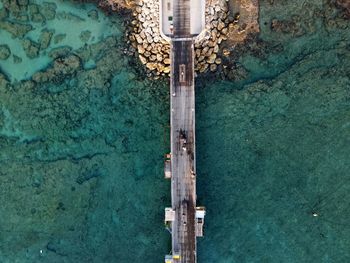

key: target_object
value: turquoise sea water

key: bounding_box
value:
[0,0,121,81]
[0,0,349,262]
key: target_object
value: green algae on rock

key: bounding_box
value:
[12,54,22,64]
[0,20,33,37]
[38,29,54,50]
[48,46,73,59]
[53,33,67,44]
[22,38,40,58]
[32,55,82,83]
[0,72,9,87]
[0,0,122,82]
[0,44,11,60]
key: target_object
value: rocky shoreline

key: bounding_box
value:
[0,0,260,82]
[125,0,234,77]
[1,0,348,85]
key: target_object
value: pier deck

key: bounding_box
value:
[162,0,205,262]
[169,0,198,262]
[170,39,197,263]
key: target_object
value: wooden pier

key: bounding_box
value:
[162,0,206,262]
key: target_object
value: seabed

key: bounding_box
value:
[0,0,349,262]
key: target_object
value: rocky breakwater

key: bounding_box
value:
[127,0,170,76]
[126,0,235,76]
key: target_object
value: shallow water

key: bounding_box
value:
[0,0,349,262]
[0,0,121,81]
